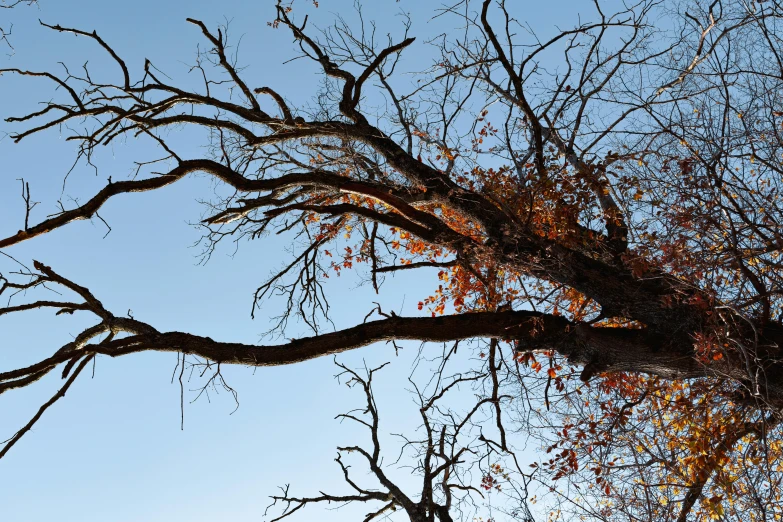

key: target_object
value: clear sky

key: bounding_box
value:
[0,1,581,520]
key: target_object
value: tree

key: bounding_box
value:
[264,356,537,522]
[2,0,783,520]
[0,1,36,50]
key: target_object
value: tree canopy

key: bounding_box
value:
[3,0,783,520]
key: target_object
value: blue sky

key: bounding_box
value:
[0,1,585,520]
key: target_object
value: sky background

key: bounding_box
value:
[0,1,584,520]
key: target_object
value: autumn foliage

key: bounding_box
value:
[3,0,783,520]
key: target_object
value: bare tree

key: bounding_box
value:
[0,0,35,50]
[265,352,535,522]
[3,0,783,519]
